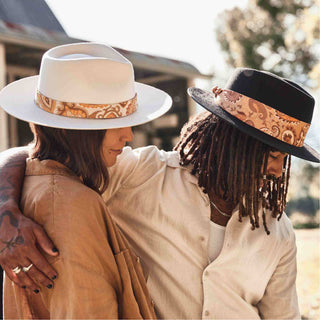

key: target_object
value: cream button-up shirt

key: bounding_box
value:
[104,146,300,319]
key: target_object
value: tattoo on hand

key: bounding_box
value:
[0,210,23,254]
[0,229,24,254]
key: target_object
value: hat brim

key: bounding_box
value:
[0,75,172,130]
[188,87,320,163]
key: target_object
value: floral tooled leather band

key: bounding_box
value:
[212,86,310,147]
[35,90,137,119]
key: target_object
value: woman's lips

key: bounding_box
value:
[110,149,123,155]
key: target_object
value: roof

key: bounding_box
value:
[115,47,209,79]
[0,0,210,79]
[0,0,65,32]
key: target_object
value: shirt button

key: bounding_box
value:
[204,271,209,276]
[205,310,210,316]
[136,257,140,263]
[151,300,155,306]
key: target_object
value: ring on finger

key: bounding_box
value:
[12,266,22,274]
[22,263,33,272]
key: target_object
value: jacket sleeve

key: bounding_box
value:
[257,231,300,319]
[39,180,122,319]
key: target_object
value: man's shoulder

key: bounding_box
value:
[113,145,182,171]
[264,211,296,246]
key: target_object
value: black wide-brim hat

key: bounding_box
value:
[188,68,320,163]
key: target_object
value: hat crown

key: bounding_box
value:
[225,68,315,124]
[38,42,135,104]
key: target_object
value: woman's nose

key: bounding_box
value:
[120,127,133,142]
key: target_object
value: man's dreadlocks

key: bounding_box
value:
[174,112,291,234]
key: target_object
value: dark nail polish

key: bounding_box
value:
[52,275,57,280]
[52,247,58,253]
[47,284,53,289]
[22,286,26,289]
[34,289,39,294]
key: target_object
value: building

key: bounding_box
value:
[0,0,210,153]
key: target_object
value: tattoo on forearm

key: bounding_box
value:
[0,194,9,205]
[0,156,27,169]
[0,210,19,228]
[0,229,24,254]
[0,175,16,192]
[0,154,25,206]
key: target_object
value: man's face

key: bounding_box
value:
[266,151,288,178]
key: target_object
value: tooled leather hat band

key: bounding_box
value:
[35,90,138,119]
[212,86,310,147]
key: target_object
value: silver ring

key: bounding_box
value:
[12,266,22,274]
[22,263,33,272]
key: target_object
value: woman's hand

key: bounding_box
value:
[0,199,59,292]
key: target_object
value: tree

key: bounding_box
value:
[215,0,320,88]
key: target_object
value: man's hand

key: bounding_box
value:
[0,147,58,292]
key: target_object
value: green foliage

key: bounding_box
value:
[215,0,320,88]
[286,196,319,216]
[293,222,320,229]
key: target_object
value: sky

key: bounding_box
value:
[45,0,248,76]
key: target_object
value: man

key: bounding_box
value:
[0,68,319,319]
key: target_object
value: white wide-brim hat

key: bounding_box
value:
[0,42,172,129]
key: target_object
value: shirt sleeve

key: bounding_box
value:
[39,182,122,319]
[257,230,300,319]
[103,146,170,202]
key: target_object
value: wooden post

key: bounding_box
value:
[0,43,8,152]
[187,79,197,117]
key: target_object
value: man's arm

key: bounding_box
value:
[0,147,58,291]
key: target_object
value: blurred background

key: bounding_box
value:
[0,0,319,318]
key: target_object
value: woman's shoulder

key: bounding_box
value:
[23,159,106,220]
[49,173,107,217]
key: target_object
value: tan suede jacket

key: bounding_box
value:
[4,159,156,319]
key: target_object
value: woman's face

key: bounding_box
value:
[103,127,133,167]
[266,150,288,178]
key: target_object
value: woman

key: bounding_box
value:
[0,42,171,319]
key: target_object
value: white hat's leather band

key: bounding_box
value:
[212,87,310,147]
[35,90,138,119]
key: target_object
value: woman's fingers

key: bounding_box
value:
[0,215,58,290]
[33,226,59,257]
[21,258,55,290]
[4,255,55,293]
[28,250,58,282]
[3,262,40,293]
[3,265,22,285]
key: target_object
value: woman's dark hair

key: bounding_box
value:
[174,112,291,234]
[29,123,109,195]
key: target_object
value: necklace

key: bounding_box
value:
[210,200,232,218]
